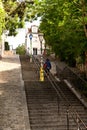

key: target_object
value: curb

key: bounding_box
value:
[19,55,31,130]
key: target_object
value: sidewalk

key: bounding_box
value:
[0,55,30,130]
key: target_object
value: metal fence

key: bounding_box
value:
[56,64,87,98]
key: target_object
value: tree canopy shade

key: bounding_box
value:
[0,0,35,36]
[39,0,87,66]
[2,0,26,36]
[0,0,5,37]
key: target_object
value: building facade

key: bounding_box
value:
[25,25,45,55]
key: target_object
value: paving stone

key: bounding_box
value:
[0,55,30,130]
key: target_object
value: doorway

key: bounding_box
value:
[33,48,37,55]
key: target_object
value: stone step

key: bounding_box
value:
[21,56,87,130]
[30,124,77,130]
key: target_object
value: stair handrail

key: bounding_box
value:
[68,108,87,130]
[47,66,87,130]
[36,55,87,129]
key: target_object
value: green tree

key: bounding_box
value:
[0,0,5,37]
[2,0,26,36]
[39,0,87,66]
[0,0,41,37]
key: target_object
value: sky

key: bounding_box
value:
[6,28,25,49]
[25,18,40,28]
[6,19,40,49]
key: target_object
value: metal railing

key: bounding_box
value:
[33,55,87,130]
[57,65,87,98]
[48,69,87,130]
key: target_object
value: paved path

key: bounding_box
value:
[0,55,30,130]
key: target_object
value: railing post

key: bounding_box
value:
[67,109,69,130]
[57,96,60,114]
[77,116,80,130]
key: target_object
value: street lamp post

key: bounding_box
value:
[29,33,33,62]
[38,33,44,55]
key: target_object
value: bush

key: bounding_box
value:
[16,44,26,55]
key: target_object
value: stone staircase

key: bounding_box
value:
[20,55,87,130]
[56,81,87,129]
[24,81,87,130]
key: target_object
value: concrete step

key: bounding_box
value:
[20,56,87,130]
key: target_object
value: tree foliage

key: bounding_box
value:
[2,0,26,36]
[0,0,87,67]
[39,0,87,66]
[0,0,5,37]
[1,0,35,36]
[16,44,26,55]
[0,0,42,37]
